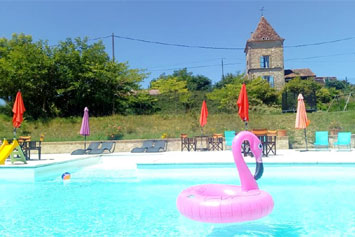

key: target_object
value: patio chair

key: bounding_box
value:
[88,141,116,154]
[208,134,224,151]
[224,131,236,149]
[22,141,42,160]
[146,140,168,153]
[181,134,189,151]
[333,132,351,151]
[314,131,329,150]
[252,129,268,156]
[131,140,155,153]
[71,142,101,155]
[265,130,277,156]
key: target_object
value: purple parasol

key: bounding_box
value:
[80,107,90,149]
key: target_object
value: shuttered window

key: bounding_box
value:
[262,75,274,87]
[260,56,270,68]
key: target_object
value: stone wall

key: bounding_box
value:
[40,136,290,154]
[246,41,285,89]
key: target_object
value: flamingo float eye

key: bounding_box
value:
[258,144,263,150]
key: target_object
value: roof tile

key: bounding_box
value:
[248,16,284,42]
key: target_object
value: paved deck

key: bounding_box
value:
[2,149,355,168]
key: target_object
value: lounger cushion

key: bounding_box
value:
[130,140,155,153]
[131,147,147,153]
[71,149,87,155]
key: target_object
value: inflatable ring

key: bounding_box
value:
[177,131,274,223]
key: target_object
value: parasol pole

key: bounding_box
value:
[244,120,248,131]
[304,128,308,151]
[200,127,203,146]
[84,135,87,149]
[13,128,17,138]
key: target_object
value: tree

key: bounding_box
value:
[207,83,241,112]
[214,72,245,89]
[325,79,348,90]
[0,34,147,118]
[172,68,212,91]
[247,78,278,106]
[282,77,322,111]
[150,76,190,112]
[282,77,321,95]
[52,37,146,116]
[0,34,57,119]
[126,91,158,115]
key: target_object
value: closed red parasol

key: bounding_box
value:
[237,83,249,129]
[12,91,26,136]
[199,100,208,135]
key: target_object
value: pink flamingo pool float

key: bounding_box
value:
[176,131,274,223]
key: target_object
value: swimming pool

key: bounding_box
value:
[1,158,354,236]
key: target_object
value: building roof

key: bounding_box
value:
[284,68,316,79]
[247,16,284,42]
[148,89,160,95]
[314,77,337,84]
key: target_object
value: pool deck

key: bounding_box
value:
[2,149,355,168]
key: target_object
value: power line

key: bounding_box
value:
[113,34,355,50]
[48,34,355,51]
[285,52,355,61]
[148,62,241,72]
[114,35,244,50]
[147,57,242,70]
[284,37,355,48]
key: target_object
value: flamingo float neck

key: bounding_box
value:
[232,131,260,191]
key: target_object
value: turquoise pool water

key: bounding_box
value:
[0,160,354,236]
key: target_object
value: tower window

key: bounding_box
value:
[263,75,274,87]
[260,56,270,68]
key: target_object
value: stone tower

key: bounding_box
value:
[245,16,285,89]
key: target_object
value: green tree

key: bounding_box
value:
[151,76,190,112]
[247,77,278,106]
[282,77,321,111]
[0,34,57,119]
[52,37,146,116]
[214,72,245,89]
[0,34,147,118]
[207,83,241,112]
[172,68,212,91]
[282,77,321,95]
[126,91,158,115]
[207,77,278,112]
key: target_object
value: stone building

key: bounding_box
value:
[245,16,285,89]
[284,68,316,82]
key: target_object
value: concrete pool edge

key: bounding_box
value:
[1,149,354,181]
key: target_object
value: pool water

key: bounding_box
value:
[1,160,354,236]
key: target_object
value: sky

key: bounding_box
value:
[1,1,354,88]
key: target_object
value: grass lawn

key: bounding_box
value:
[0,110,354,147]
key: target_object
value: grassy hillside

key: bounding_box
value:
[0,110,354,147]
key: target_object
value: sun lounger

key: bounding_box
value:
[88,142,116,154]
[314,131,329,150]
[131,140,155,153]
[334,132,351,151]
[146,140,167,153]
[71,142,101,155]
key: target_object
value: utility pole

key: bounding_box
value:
[221,58,225,80]
[112,33,115,62]
[112,33,116,115]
